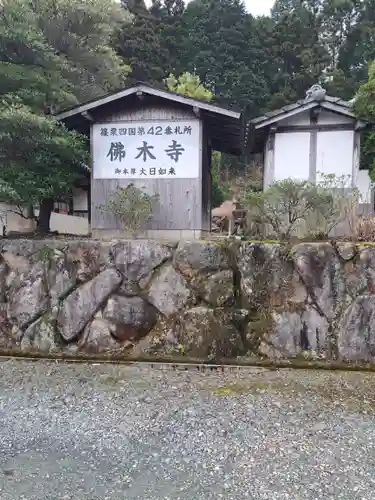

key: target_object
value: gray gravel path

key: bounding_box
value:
[1,361,375,500]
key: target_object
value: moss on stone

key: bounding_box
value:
[240,239,282,245]
[37,245,54,262]
[358,241,375,247]
[213,383,247,396]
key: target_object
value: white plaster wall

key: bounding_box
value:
[280,111,311,127]
[0,204,89,235]
[355,170,373,204]
[0,204,35,232]
[318,109,353,125]
[48,212,89,235]
[274,132,310,182]
[316,130,354,181]
[281,109,354,127]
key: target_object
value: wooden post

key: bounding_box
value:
[309,108,319,182]
[263,126,277,187]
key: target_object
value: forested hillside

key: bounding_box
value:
[117,0,375,113]
[115,0,375,189]
[1,0,375,228]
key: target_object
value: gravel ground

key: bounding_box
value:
[1,361,375,500]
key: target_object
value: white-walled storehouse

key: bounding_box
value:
[244,84,372,209]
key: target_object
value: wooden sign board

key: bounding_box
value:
[92,120,200,180]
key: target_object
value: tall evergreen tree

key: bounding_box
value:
[181,0,269,113]
[336,0,375,94]
[266,0,366,103]
[266,0,329,108]
[150,0,187,77]
[353,60,375,177]
[115,0,169,85]
[32,0,129,104]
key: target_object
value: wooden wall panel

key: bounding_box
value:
[90,104,203,231]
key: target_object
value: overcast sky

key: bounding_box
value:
[244,0,274,16]
[146,1,274,16]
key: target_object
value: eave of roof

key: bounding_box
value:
[55,82,240,121]
[251,95,357,129]
[55,82,242,155]
[244,95,368,153]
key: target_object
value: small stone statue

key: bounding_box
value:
[305,84,326,102]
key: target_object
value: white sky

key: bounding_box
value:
[244,0,274,16]
[146,0,274,17]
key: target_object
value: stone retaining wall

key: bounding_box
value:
[0,238,375,363]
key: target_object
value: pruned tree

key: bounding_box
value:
[0,0,129,233]
[243,175,360,240]
[0,100,88,232]
[243,179,331,240]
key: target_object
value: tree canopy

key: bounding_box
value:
[0,0,129,231]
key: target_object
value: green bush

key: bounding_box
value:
[99,184,159,236]
[242,174,359,240]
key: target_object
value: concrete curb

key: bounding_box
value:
[1,351,375,373]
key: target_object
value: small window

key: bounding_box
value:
[54,201,70,214]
